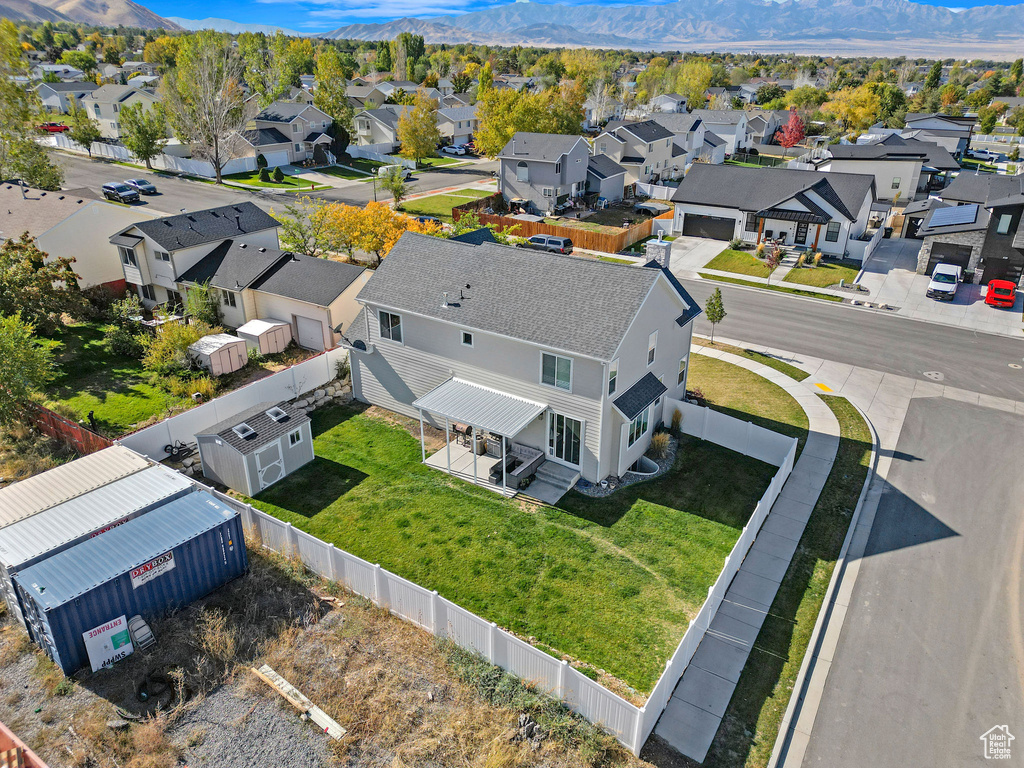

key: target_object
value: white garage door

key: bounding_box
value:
[295,316,325,351]
[261,150,290,167]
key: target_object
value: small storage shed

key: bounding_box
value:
[188,333,248,376]
[236,318,293,355]
[13,491,247,675]
[195,401,313,496]
[0,445,150,530]
[0,465,194,627]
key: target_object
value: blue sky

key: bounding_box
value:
[147,0,1024,32]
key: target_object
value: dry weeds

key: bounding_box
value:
[0,424,76,487]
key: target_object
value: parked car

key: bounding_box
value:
[926,263,962,300]
[101,182,140,203]
[415,215,442,227]
[985,279,1017,308]
[124,178,157,195]
[37,122,69,133]
[969,148,999,162]
[524,234,573,255]
[442,144,467,155]
[377,164,413,180]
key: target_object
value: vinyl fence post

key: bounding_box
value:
[558,659,568,699]
[373,564,385,608]
[285,522,297,558]
[745,420,754,457]
[327,543,337,581]
[431,590,440,636]
[488,622,498,664]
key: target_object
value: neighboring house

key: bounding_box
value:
[593,120,676,185]
[649,93,687,113]
[31,63,84,81]
[700,132,727,164]
[689,109,750,154]
[352,105,412,150]
[902,113,977,157]
[648,113,707,166]
[35,82,98,113]
[346,232,702,491]
[705,85,742,104]
[587,154,628,202]
[0,184,161,290]
[344,84,375,110]
[900,197,948,239]
[237,127,293,168]
[436,105,478,146]
[121,61,157,77]
[582,96,624,130]
[80,85,161,140]
[253,102,334,164]
[367,80,441,106]
[441,93,471,109]
[671,164,876,257]
[745,109,788,145]
[497,132,590,215]
[994,96,1024,121]
[918,173,1024,284]
[284,86,315,105]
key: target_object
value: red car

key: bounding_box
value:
[37,122,69,133]
[985,279,1017,308]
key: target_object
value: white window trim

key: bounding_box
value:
[461,330,474,347]
[540,351,573,392]
[378,309,403,344]
[222,291,237,308]
[647,330,658,367]
[118,246,137,267]
[288,429,303,446]
[608,358,619,396]
[628,405,650,447]
[678,357,687,386]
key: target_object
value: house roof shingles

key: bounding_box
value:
[613,371,667,420]
[498,132,585,162]
[250,253,366,307]
[587,154,626,180]
[176,239,284,290]
[116,202,279,251]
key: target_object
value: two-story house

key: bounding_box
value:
[436,105,478,146]
[902,113,977,157]
[345,232,701,501]
[31,63,84,81]
[251,102,335,164]
[689,109,750,155]
[35,82,98,114]
[648,93,688,113]
[648,113,708,168]
[352,105,412,151]
[80,85,162,140]
[593,120,676,186]
[582,96,624,129]
[497,132,590,215]
[109,203,371,349]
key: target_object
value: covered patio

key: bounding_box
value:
[414,378,548,498]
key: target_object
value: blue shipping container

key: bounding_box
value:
[13,491,248,675]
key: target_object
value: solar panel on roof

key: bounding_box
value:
[927,204,978,228]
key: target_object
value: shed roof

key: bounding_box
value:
[197,400,309,455]
[188,334,246,357]
[13,492,236,610]
[413,378,546,437]
[235,318,290,337]
[0,446,149,529]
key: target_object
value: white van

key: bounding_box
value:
[377,164,413,180]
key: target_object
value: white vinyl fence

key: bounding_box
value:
[199,395,798,755]
[47,134,256,178]
[846,225,883,264]
[634,181,675,200]
[117,348,348,459]
[346,143,416,169]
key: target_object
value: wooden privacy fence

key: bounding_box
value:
[30,405,114,455]
[0,720,50,768]
[203,398,797,756]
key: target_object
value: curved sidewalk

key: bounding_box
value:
[652,346,841,762]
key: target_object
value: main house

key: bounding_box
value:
[671,165,876,257]
[109,203,370,349]
[647,113,708,167]
[497,132,590,215]
[436,105,478,146]
[345,232,701,499]
[248,102,335,165]
[80,85,162,140]
[593,120,677,185]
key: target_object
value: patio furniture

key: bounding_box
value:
[487,442,545,488]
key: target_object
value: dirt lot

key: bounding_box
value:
[0,548,653,768]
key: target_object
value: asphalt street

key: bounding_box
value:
[679,279,1024,401]
[802,398,1024,767]
[55,151,498,217]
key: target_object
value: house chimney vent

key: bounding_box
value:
[441,291,449,308]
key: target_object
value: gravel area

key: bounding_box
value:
[573,435,678,498]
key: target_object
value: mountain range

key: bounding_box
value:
[167,17,303,36]
[0,0,181,29]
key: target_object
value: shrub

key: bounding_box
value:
[649,432,671,459]
[670,407,683,435]
[813,251,823,266]
[184,282,220,327]
[796,253,806,267]
[167,375,215,400]
[111,294,144,328]
[728,237,746,250]
[80,284,123,320]
[247,347,264,366]
[272,166,285,183]
[755,242,766,258]
[336,356,350,381]
[104,324,147,359]
[256,153,268,169]
[258,166,271,183]
[142,320,212,375]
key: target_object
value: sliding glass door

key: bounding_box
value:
[548,412,582,467]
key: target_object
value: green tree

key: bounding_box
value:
[66,96,102,157]
[58,50,97,75]
[378,165,409,208]
[978,106,998,136]
[0,234,83,333]
[450,71,472,93]
[474,87,543,157]
[397,89,441,166]
[924,60,942,90]
[704,287,726,343]
[756,83,785,104]
[119,102,167,169]
[184,281,221,326]
[1011,58,1023,86]
[477,61,494,93]
[674,60,714,109]
[375,40,392,74]
[9,139,64,190]
[0,314,54,426]
[143,319,213,375]
[313,45,355,137]
[867,81,907,124]
[0,20,41,183]
[271,196,339,258]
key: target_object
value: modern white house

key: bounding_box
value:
[345,232,702,502]
[671,165,876,258]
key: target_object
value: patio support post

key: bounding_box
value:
[418,409,426,462]
[756,216,764,245]
[473,432,478,486]
[813,224,821,250]
[501,435,507,492]
[445,417,451,475]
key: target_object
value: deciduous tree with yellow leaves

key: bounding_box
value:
[821,85,881,132]
[325,202,443,266]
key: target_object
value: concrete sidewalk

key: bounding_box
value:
[652,347,840,762]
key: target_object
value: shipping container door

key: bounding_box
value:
[255,441,285,490]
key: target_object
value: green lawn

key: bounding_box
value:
[416,155,461,168]
[699,273,844,302]
[693,339,811,382]
[247,404,778,693]
[40,322,183,436]
[704,396,871,768]
[316,165,372,180]
[725,159,762,168]
[959,157,997,172]
[542,217,624,234]
[783,259,861,289]
[402,192,491,221]
[223,171,326,190]
[598,255,637,264]
[706,249,773,279]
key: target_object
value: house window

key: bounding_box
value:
[461,330,473,347]
[541,352,572,391]
[292,123,300,133]
[155,251,170,262]
[289,429,302,446]
[643,166,650,176]
[608,359,618,395]
[542,187,553,197]
[647,331,657,366]
[628,406,649,447]
[647,143,653,152]
[118,246,138,267]
[599,143,607,154]
[891,177,901,190]
[140,284,156,301]
[92,104,100,117]
[222,291,237,308]
[379,310,402,343]
[113,103,119,113]
[745,213,758,232]
[555,161,561,174]
[997,213,1013,234]
[825,221,841,242]
[516,161,529,182]
[294,143,301,152]
[678,357,687,385]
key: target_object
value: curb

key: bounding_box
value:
[767,397,880,768]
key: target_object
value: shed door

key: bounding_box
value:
[926,243,972,275]
[255,442,285,490]
[295,316,325,351]
[682,213,734,240]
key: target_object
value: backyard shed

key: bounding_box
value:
[189,333,248,376]
[236,318,293,355]
[13,491,247,675]
[195,401,313,496]
[0,465,194,627]
[0,445,150,530]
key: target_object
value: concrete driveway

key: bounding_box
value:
[669,235,727,274]
[859,238,1024,338]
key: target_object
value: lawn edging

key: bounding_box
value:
[767,398,879,768]
[698,272,845,302]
